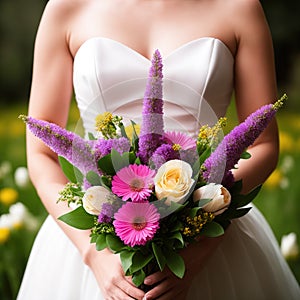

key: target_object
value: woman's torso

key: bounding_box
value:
[66,0,239,60]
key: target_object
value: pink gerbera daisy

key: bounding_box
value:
[164,131,196,150]
[111,164,155,202]
[113,202,160,247]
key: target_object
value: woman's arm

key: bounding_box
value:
[143,1,279,299]
[232,0,279,193]
[26,1,144,299]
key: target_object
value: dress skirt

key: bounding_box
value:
[17,205,300,300]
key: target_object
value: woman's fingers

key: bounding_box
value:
[144,269,170,286]
[118,277,145,300]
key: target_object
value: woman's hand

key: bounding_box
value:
[143,236,223,300]
[84,247,145,300]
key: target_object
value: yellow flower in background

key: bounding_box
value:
[279,131,294,153]
[0,228,10,244]
[0,187,18,205]
[265,169,283,189]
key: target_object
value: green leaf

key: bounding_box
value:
[229,180,243,195]
[90,234,97,244]
[95,234,107,251]
[134,157,141,165]
[189,207,201,218]
[119,123,129,139]
[231,207,252,219]
[58,156,83,184]
[98,154,115,175]
[106,235,125,252]
[100,176,111,188]
[199,146,212,165]
[201,221,224,237]
[169,232,185,248]
[197,198,212,208]
[240,151,251,159]
[130,251,153,273]
[170,221,183,233]
[58,206,94,229]
[152,243,166,271]
[132,269,146,287]
[164,249,185,279]
[120,250,135,274]
[86,171,102,186]
[110,149,125,172]
[167,200,187,213]
[130,120,139,152]
[235,185,262,208]
[88,132,97,140]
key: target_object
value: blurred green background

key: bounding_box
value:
[0,0,300,299]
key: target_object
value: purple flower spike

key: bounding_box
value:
[19,115,98,175]
[202,96,286,186]
[151,144,179,169]
[138,50,164,163]
[93,137,131,159]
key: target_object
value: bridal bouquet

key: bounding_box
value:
[20,50,286,287]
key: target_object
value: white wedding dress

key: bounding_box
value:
[17,37,300,299]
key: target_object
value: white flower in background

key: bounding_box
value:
[193,183,231,216]
[279,177,289,190]
[82,186,113,215]
[154,159,194,205]
[280,155,294,174]
[0,203,38,231]
[0,161,12,180]
[9,202,27,227]
[0,213,14,229]
[281,232,299,260]
[14,166,30,188]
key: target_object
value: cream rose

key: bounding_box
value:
[193,183,231,216]
[82,186,112,215]
[154,159,194,205]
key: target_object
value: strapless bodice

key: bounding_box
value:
[73,37,234,137]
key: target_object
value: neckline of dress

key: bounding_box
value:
[73,36,234,63]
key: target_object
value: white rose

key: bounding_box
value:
[154,159,194,205]
[82,186,112,215]
[281,232,299,260]
[193,183,231,216]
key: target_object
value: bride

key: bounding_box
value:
[17,0,300,299]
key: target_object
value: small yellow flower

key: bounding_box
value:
[0,228,10,244]
[95,112,123,139]
[95,112,113,131]
[0,188,18,205]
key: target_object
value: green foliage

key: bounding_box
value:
[58,156,83,184]
[58,206,95,230]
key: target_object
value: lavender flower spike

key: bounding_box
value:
[138,50,164,164]
[202,94,287,186]
[19,115,98,175]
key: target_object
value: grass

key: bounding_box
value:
[0,100,299,299]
